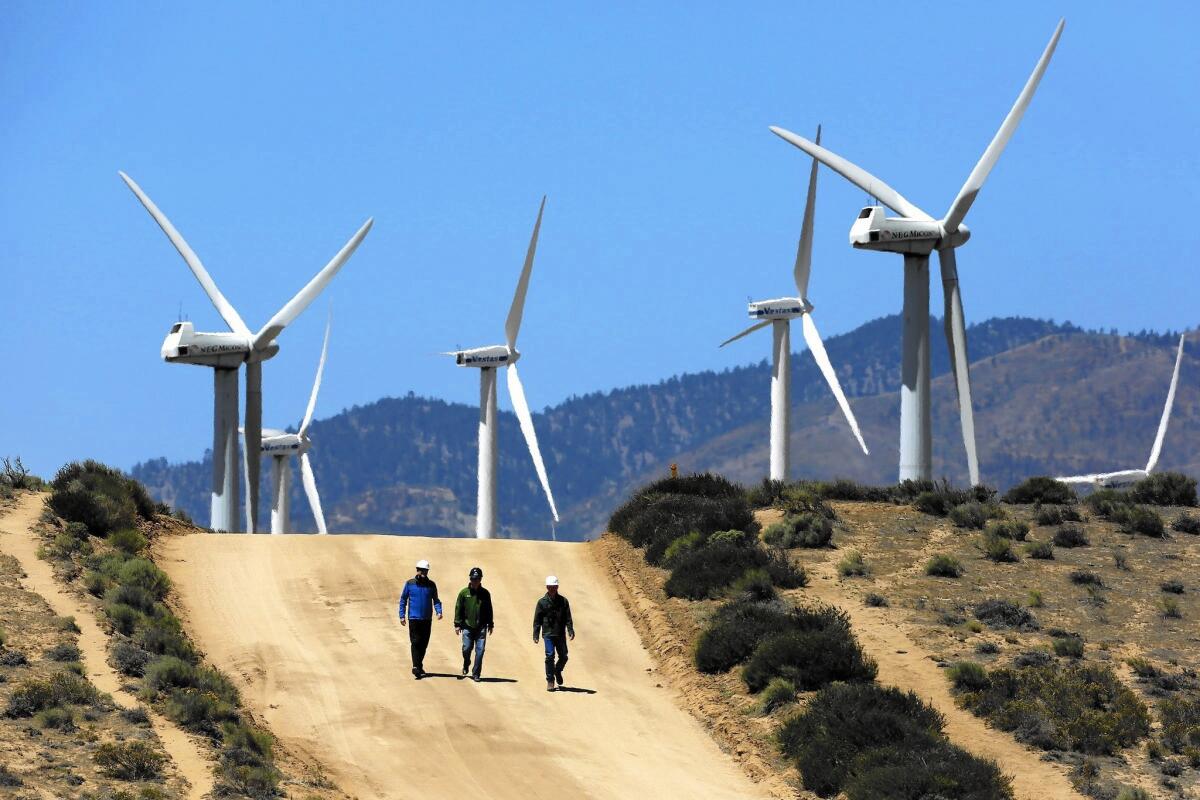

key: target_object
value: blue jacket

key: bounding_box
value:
[399,576,442,621]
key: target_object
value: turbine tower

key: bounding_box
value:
[120,172,372,532]
[769,19,1063,485]
[260,316,332,534]
[1056,335,1187,489]
[445,197,558,539]
[721,125,868,480]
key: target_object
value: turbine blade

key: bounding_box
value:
[768,127,932,221]
[720,319,771,348]
[119,172,252,338]
[793,125,821,299]
[942,19,1064,233]
[505,197,546,351]
[939,249,980,485]
[299,314,331,436]
[253,218,373,351]
[300,452,327,534]
[506,363,559,522]
[801,313,869,455]
[1146,334,1186,473]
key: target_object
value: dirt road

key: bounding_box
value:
[159,534,773,800]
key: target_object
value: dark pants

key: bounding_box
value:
[408,619,432,672]
[544,635,568,682]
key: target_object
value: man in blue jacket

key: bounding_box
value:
[399,559,443,679]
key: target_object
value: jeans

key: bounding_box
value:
[408,619,432,673]
[544,635,569,683]
[461,628,487,678]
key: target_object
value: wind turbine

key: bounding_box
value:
[1056,335,1187,489]
[445,197,558,539]
[721,125,868,480]
[259,316,332,534]
[769,19,1064,485]
[120,172,372,532]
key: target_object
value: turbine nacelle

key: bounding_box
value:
[748,297,813,321]
[848,206,970,254]
[161,321,250,368]
[261,430,310,456]
[450,345,518,368]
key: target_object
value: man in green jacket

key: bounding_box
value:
[532,575,574,692]
[453,567,494,682]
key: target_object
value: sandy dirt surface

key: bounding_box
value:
[158,533,774,800]
[0,493,215,799]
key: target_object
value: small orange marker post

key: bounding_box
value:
[670,463,678,479]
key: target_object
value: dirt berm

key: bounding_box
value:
[159,534,772,800]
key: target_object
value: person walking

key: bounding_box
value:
[453,566,494,682]
[532,575,574,692]
[399,559,442,679]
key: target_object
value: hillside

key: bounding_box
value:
[131,316,1195,539]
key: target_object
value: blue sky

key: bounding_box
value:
[2,2,1198,478]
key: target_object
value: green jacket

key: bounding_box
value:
[532,593,574,639]
[454,586,494,632]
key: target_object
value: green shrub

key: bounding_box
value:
[1162,580,1185,594]
[143,656,238,704]
[45,643,80,663]
[1160,696,1200,753]
[94,740,165,780]
[695,601,847,674]
[925,554,963,578]
[757,678,797,715]
[83,570,108,597]
[1159,597,1182,618]
[914,485,974,517]
[49,460,155,535]
[730,569,775,602]
[1053,636,1085,658]
[777,487,837,519]
[638,472,746,501]
[1024,540,1054,559]
[1086,488,1132,518]
[746,478,788,508]
[742,626,876,693]
[1053,526,1089,547]
[108,528,148,554]
[864,593,888,607]
[1172,513,1200,534]
[985,519,1029,541]
[950,502,1004,529]
[164,688,237,734]
[1035,504,1082,525]
[1069,570,1103,587]
[842,740,1013,800]
[947,661,990,691]
[105,583,158,616]
[974,599,1038,631]
[1130,472,1197,507]
[778,682,945,797]
[957,663,1149,754]
[763,549,807,589]
[111,640,151,677]
[762,513,833,548]
[982,532,1019,563]
[796,478,895,502]
[837,550,868,577]
[1115,789,1151,800]
[37,706,75,731]
[695,600,794,674]
[976,641,1000,654]
[4,671,100,717]
[136,616,198,661]
[1120,506,1165,538]
[0,764,20,788]
[117,558,172,599]
[1003,477,1076,505]
[664,541,768,600]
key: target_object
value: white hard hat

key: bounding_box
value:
[416,559,431,570]
[545,575,559,586]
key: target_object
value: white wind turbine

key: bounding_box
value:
[258,316,332,534]
[1056,335,1187,489]
[721,125,868,480]
[769,19,1064,485]
[445,197,558,539]
[120,172,372,532]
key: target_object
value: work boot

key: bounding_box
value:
[462,659,470,677]
[546,680,556,692]
[412,668,422,680]
[555,669,564,686]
